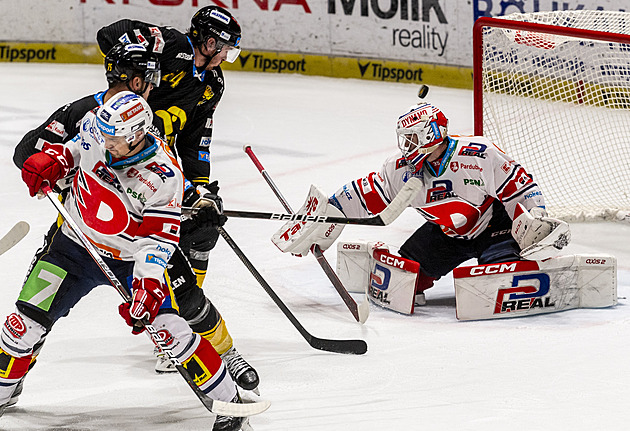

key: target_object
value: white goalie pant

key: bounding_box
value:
[454,254,617,321]
[336,241,419,314]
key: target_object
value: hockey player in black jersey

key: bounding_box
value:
[13,43,160,171]
[96,6,260,398]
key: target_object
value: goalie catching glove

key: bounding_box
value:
[271,184,345,257]
[118,277,168,334]
[182,179,227,229]
[511,204,570,260]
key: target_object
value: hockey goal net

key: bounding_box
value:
[473,11,630,221]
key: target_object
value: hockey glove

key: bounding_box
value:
[118,278,167,334]
[511,204,570,260]
[182,180,227,229]
[271,185,346,257]
[21,149,71,197]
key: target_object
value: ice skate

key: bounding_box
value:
[221,347,259,394]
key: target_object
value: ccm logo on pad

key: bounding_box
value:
[454,260,540,278]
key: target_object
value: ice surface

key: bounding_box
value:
[0,63,628,430]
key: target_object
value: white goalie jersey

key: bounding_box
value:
[329,136,546,240]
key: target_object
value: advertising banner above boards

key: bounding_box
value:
[0,0,627,89]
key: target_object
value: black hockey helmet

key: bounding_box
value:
[104,43,161,89]
[189,6,241,49]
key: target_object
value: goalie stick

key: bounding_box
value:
[243,145,369,324]
[42,186,270,418]
[188,176,422,226]
[0,221,30,256]
[218,225,367,355]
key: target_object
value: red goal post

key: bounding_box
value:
[473,11,630,222]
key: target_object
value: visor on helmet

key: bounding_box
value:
[215,41,241,63]
[144,61,161,87]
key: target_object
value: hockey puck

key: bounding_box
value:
[417,85,429,99]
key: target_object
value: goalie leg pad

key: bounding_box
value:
[336,241,371,293]
[367,243,420,315]
[453,254,617,321]
[336,241,423,314]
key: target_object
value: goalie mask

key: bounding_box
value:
[96,91,153,148]
[396,103,448,173]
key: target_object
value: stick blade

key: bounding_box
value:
[310,337,368,355]
[211,398,272,417]
[0,221,30,256]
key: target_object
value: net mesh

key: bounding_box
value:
[479,10,630,221]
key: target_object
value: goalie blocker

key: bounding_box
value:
[454,254,617,321]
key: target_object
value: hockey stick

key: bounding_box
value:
[188,176,422,226]
[41,186,270,418]
[0,221,30,256]
[243,145,369,324]
[217,225,367,355]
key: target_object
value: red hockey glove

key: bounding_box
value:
[118,278,167,335]
[21,150,69,197]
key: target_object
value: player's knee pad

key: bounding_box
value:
[152,312,197,360]
[0,310,46,358]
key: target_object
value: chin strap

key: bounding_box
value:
[124,135,146,156]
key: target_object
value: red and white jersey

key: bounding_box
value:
[46,110,183,282]
[329,136,546,240]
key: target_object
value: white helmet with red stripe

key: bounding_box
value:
[96,91,153,144]
[396,103,448,172]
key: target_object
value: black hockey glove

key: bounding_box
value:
[183,180,227,229]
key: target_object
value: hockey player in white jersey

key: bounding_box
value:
[272,102,575,315]
[0,92,247,430]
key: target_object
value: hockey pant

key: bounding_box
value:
[399,200,521,292]
[0,228,236,405]
[168,223,234,356]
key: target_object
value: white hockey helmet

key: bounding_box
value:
[95,91,153,144]
[396,103,448,172]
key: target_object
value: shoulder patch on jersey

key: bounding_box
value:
[176,52,194,60]
[458,142,488,159]
[46,120,66,137]
[148,27,165,53]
